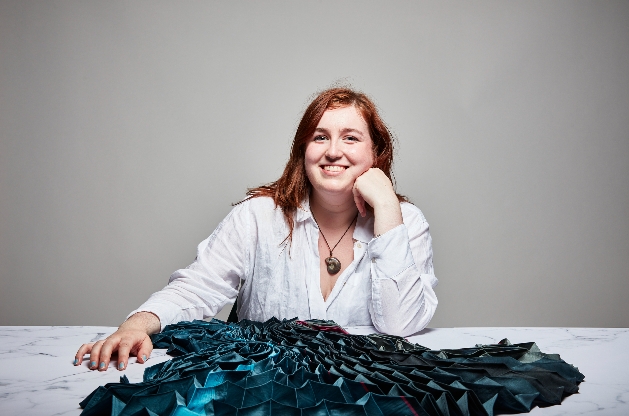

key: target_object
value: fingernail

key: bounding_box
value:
[142,355,147,362]
[118,362,124,370]
[90,361,96,368]
[99,362,105,369]
[73,358,79,365]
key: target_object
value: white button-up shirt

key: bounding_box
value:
[129,197,438,336]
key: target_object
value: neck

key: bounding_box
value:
[309,191,358,229]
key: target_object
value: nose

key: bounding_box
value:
[325,138,341,160]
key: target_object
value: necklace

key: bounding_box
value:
[311,211,358,275]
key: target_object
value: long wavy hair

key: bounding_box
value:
[244,87,407,241]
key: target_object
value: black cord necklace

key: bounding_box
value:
[311,211,358,275]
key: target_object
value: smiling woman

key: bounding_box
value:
[74,88,438,374]
[304,105,406,298]
[306,106,375,197]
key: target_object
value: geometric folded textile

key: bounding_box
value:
[79,318,584,416]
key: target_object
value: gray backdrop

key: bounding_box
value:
[1,1,628,328]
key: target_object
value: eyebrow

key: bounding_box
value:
[314,127,365,135]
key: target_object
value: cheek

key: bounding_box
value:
[304,146,321,180]
[304,146,317,168]
[366,146,376,166]
[348,147,374,167]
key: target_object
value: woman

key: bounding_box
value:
[74,88,438,372]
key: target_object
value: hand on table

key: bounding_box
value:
[74,311,160,371]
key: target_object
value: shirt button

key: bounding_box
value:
[371,258,376,263]
[356,242,362,248]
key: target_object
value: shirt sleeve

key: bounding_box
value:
[367,203,438,336]
[126,202,250,331]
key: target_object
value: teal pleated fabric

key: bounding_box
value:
[80,318,584,416]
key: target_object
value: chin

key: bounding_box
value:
[314,184,353,198]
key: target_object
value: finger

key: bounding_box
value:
[74,343,94,366]
[88,340,105,370]
[115,338,134,371]
[353,186,366,217]
[97,337,120,371]
[135,335,154,365]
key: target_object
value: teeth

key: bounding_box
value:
[323,166,345,172]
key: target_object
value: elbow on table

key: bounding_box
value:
[376,299,438,338]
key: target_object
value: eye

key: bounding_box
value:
[313,135,327,142]
[345,135,358,142]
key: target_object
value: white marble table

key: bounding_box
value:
[0,326,627,415]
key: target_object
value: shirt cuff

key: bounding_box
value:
[366,223,415,280]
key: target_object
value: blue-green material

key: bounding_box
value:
[79,318,583,415]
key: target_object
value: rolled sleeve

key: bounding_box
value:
[126,203,249,331]
[367,224,415,280]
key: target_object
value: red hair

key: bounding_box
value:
[244,88,407,240]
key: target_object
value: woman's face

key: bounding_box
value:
[305,105,374,200]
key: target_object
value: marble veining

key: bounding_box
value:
[1,326,628,415]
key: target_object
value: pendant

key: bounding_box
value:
[325,257,341,275]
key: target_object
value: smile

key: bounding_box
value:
[322,165,347,172]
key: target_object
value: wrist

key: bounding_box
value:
[371,194,402,234]
[367,185,399,210]
[371,196,400,212]
[372,196,402,220]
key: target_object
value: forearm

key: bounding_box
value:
[127,275,239,332]
[124,204,246,332]
[372,197,403,236]
[120,311,161,335]
[368,208,438,336]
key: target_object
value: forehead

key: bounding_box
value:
[317,105,368,131]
